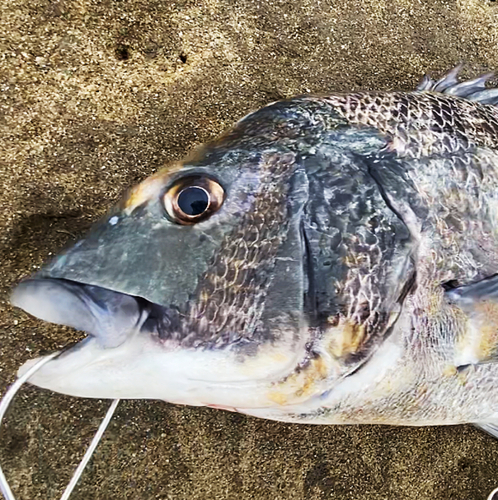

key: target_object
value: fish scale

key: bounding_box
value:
[184,152,298,348]
[325,91,498,157]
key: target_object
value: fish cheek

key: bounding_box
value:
[176,153,308,350]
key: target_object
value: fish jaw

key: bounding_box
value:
[16,323,311,408]
[10,270,314,409]
[17,335,209,404]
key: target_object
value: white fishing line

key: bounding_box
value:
[0,353,119,500]
[59,398,119,500]
[0,353,59,500]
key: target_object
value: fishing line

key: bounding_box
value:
[60,398,119,500]
[0,353,119,500]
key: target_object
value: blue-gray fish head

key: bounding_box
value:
[12,98,414,411]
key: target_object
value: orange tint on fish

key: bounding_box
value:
[123,161,184,214]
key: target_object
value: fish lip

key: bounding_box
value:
[11,277,154,349]
[10,276,259,352]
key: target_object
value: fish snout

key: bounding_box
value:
[11,278,144,348]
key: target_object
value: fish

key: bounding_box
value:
[10,66,498,437]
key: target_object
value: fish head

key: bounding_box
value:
[11,99,415,412]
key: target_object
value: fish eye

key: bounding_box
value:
[178,186,209,215]
[163,176,224,224]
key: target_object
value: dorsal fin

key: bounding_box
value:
[416,64,498,106]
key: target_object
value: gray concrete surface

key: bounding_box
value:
[1,0,498,498]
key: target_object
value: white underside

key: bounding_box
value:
[18,330,309,409]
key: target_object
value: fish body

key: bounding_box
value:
[11,68,498,432]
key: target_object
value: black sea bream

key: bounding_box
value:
[12,67,498,436]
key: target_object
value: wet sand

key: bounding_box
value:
[1,0,498,498]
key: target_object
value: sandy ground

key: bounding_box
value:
[2,0,498,498]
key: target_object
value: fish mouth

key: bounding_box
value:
[10,277,217,401]
[11,278,151,349]
[11,278,305,403]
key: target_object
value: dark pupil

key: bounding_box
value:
[177,187,209,216]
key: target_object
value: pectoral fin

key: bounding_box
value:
[446,275,498,366]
